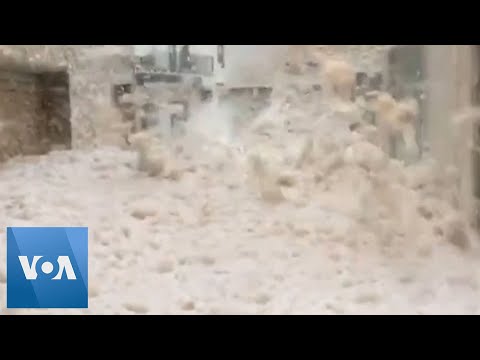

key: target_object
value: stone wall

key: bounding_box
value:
[0,70,45,161]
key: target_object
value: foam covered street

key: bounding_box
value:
[1,45,480,315]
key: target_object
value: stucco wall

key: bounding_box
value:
[424,45,478,223]
[425,46,477,160]
[69,48,134,148]
[217,45,289,88]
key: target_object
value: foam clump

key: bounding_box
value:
[237,47,476,253]
[343,141,388,172]
[246,144,286,203]
[128,131,180,180]
[322,58,356,102]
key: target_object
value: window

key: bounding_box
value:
[113,84,134,104]
[168,45,177,73]
[217,45,225,68]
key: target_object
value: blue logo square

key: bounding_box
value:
[7,227,88,309]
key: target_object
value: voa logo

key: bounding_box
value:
[7,227,88,309]
[18,256,77,280]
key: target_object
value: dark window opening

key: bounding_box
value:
[200,89,213,102]
[369,72,383,90]
[180,45,193,72]
[112,83,134,105]
[356,72,369,87]
[217,45,225,68]
[168,45,178,73]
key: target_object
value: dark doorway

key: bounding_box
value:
[38,71,72,150]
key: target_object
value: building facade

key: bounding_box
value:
[0,45,133,161]
[423,45,480,226]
